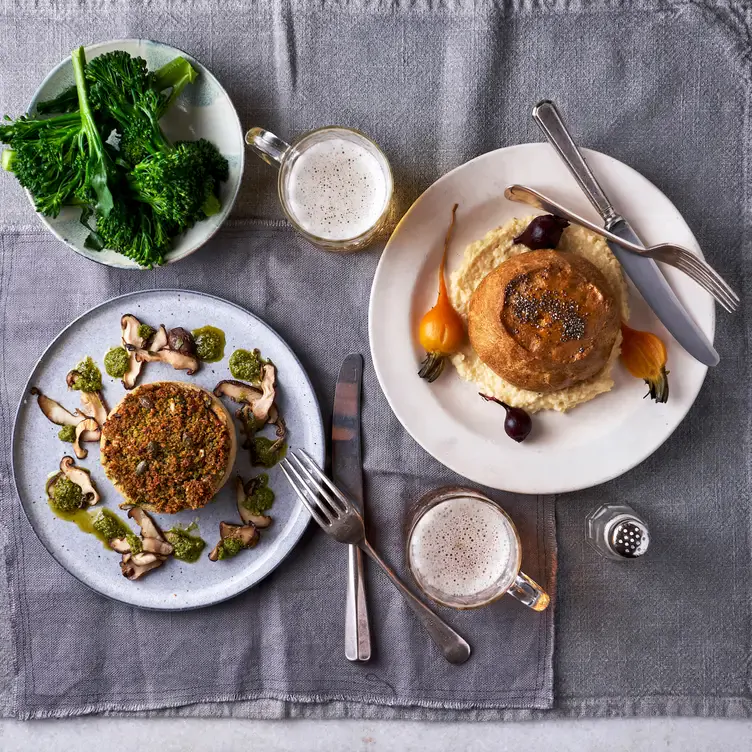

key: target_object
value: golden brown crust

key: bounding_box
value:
[101,381,237,513]
[468,249,620,393]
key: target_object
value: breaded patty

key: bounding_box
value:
[101,381,236,514]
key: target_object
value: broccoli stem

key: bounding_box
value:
[154,57,199,116]
[1,149,16,172]
[201,192,221,217]
[72,46,114,218]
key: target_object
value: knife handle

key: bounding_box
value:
[532,100,620,228]
[345,543,371,661]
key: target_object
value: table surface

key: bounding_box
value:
[3,718,752,751]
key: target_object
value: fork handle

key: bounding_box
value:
[532,100,620,227]
[359,540,471,665]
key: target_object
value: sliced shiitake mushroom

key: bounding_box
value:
[121,314,146,390]
[109,538,132,554]
[73,418,100,460]
[150,324,169,353]
[235,476,272,528]
[31,387,82,426]
[116,508,174,579]
[120,552,164,580]
[59,455,100,505]
[252,364,277,423]
[77,388,109,427]
[208,521,260,561]
[213,379,263,404]
[130,346,200,375]
[128,507,172,550]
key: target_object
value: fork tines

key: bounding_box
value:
[280,450,351,529]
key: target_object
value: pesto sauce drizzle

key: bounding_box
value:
[192,326,226,362]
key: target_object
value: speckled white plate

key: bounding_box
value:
[369,144,715,494]
[24,39,244,269]
[12,290,324,610]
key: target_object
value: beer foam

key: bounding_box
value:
[409,497,518,600]
[286,138,388,240]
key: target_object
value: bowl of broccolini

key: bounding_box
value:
[0,39,244,269]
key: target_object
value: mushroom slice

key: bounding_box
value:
[121,314,146,389]
[213,369,276,425]
[128,507,168,543]
[131,552,160,566]
[73,418,100,460]
[252,364,277,424]
[120,553,164,580]
[213,380,264,404]
[109,537,132,554]
[30,387,82,426]
[208,521,260,561]
[78,389,109,427]
[236,476,272,528]
[149,324,169,353]
[59,455,100,505]
[142,538,174,556]
[131,347,200,375]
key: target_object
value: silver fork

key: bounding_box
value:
[280,450,472,665]
[505,184,740,313]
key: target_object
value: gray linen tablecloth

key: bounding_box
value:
[0,0,750,721]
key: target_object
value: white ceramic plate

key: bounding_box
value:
[369,144,715,494]
[25,39,244,269]
[12,290,324,610]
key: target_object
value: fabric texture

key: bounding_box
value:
[0,0,749,721]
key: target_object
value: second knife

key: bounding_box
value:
[332,353,371,662]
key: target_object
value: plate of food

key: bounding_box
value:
[0,39,244,269]
[369,143,715,494]
[12,290,324,610]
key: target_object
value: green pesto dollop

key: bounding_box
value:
[242,474,275,514]
[70,356,102,392]
[229,348,265,383]
[192,326,226,362]
[165,525,206,563]
[137,323,155,341]
[92,508,131,542]
[58,424,77,443]
[126,532,143,554]
[49,476,85,512]
[216,536,244,560]
[250,437,287,468]
[104,346,130,378]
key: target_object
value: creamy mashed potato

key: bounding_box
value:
[449,216,629,413]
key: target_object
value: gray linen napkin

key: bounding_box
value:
[0,0,750,722]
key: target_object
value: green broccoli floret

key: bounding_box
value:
[1,48,226,268]
[128,141,222,231]
[91,197,174,268]
[0,112,88,216]
[0,47,115,219]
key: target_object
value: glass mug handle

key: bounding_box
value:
[508,571,550,611]
[245,127,291,167]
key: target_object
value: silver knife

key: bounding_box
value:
[332,354,371,662]
[532,100,719,367]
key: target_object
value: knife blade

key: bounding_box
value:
[606,220,719,366]
[532,99,719,367]
[332,353,371,662]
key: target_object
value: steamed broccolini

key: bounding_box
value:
[0,46,227,268]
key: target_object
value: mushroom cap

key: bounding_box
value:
[101,381,237,513]
[59,455,101,505]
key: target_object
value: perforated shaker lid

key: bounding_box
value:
[610,518,649,558]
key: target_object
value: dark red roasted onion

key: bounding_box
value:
[513,214,569,250]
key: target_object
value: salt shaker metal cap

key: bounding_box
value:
[586,503,650,560]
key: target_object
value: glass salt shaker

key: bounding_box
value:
[585,502,650,560]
